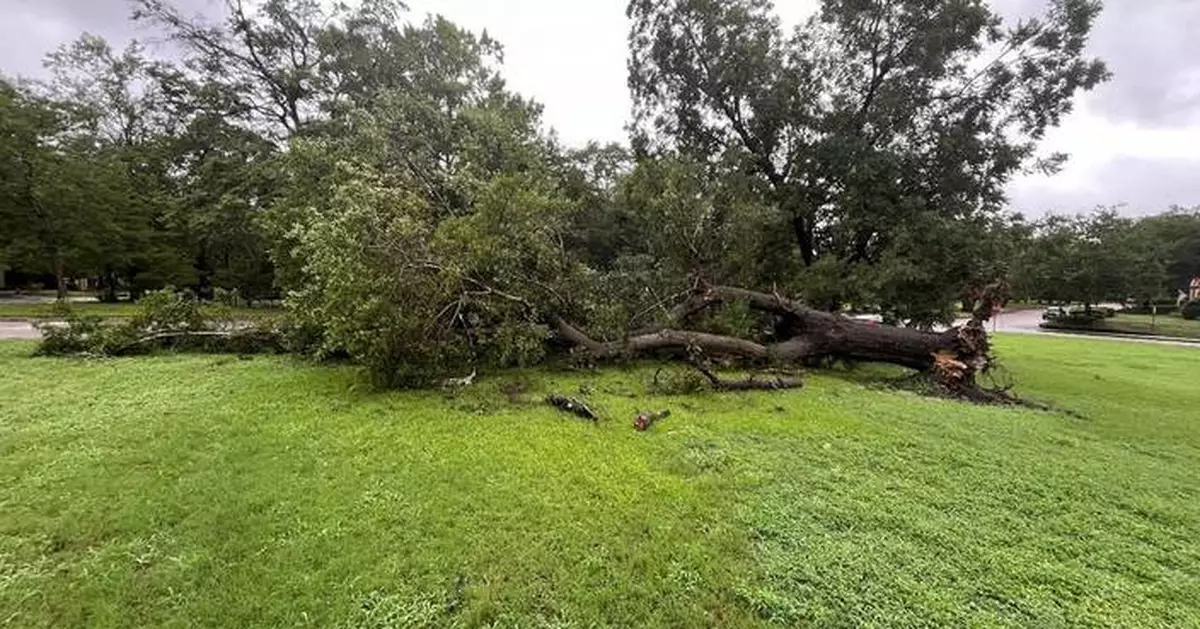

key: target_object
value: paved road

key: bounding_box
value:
[0,293,89,340]
[985,309,1045,332]
[0,321,41,340]
[0,294,93,341]
[966,308,1200,349]
[0,293,99,304]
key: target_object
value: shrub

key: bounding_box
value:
[1123,303,1178,316]
[647,366,710,395]
[34,312,145,356]
[34,307,104,356]
[283,173,584,388]
[1183,300,1200,321]
[276,319,330,356]
[132,288,206,333]
[213,287,244,308]
[35,289,284,357]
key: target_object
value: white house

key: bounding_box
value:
[1191,277,1200,301]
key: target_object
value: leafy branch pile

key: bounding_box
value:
[36,289,285,357]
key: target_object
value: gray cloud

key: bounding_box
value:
[1086,0,1200,128]
[1010,156,1200,215]
[7,0,1200,128]
[4,0,1199,216]
[993,0,1200,128]
[1,0,134,77]
[0,0,216,79]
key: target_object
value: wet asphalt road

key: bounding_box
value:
[0,321,41,340]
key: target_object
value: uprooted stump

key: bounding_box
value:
[867,368,1079,417]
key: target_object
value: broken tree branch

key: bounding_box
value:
[546,394,599,421]
[688,360,804,392]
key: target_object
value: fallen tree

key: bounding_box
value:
[551,282,1006,400]
[35,282,1015,403]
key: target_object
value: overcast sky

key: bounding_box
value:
[2,0,1199,216]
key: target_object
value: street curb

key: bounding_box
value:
[1038,326,1200,345]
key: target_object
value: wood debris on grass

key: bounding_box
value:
[545,394,599,421]
[634,409,671,431]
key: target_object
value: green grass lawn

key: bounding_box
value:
[0,301,281,321]
[1043,312,1200,340]
[1,336,1198,627]
[1096,313,1200,340]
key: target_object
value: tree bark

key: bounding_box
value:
[103,270,120,303]
[554,283,1001,393]
[791,214,815,267]
[54,253,67,301]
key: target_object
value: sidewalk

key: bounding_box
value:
[1017,327,1200,348]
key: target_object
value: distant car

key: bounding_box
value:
[1043,305,1113,322]
[1043,307,1067,321]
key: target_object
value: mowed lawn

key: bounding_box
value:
[1,336,1198,628]
[1102,313,1200,340]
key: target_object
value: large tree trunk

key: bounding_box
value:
[102,270,120,303]
[554,283,1000,394]
[54,254,67,301]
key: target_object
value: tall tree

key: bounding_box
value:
[554,142,636,269]
[132,0,428,140]
[41,35,195,298]
[133,0,331,139]
[1014,209,1163,307]
[166,110,279,300]
[1135,208,1200,298]
[0,80,58,290]
[627,0,1108,320]
[134,0,524,297]
[0,79,134,298]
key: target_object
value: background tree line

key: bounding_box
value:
[4,0,1195,384]
[1011,208,1200,310]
